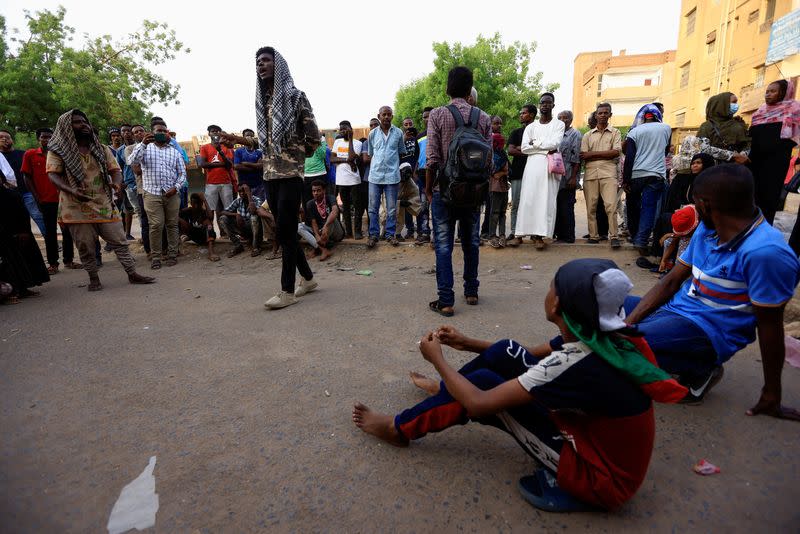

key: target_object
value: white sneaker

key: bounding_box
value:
[264,291,297,309]
[294,277,318,297]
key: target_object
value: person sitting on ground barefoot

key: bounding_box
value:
[179,193,220,261]
[353,259,687,513]
[303,179,344,261]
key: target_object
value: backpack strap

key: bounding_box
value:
[468,107,479,128]
[447,104,465,128]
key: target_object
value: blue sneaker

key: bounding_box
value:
[518,468,594,513]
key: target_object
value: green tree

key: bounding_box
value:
[0,6,189,147]
[393,33,558,137]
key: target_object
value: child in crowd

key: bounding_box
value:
[489,133,510,248]
[658,205,699,274]
[179,193,219,262]
[353,259,686,513]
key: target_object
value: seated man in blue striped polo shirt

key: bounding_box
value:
[625,164,800,418]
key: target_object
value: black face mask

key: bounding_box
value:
[154,132,170,144]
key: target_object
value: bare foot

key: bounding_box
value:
[352,403,408,447]
[209,254,221,262]
[319,248,331,261]
[409,372,440,395]
[128,272,156,285]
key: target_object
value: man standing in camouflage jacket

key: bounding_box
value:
[222,47,321,310]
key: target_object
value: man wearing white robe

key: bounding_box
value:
[514,93,564,249]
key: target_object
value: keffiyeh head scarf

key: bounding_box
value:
[255,47,306,155]
[751,80,800,145]
[48,109,109,188]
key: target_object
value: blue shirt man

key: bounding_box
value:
[365,106,407,247]
[234,134,264,199]
[625,164,800,413]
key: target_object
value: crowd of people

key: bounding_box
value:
[1,45,799,515]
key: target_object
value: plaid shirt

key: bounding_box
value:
[225,195,263,217]
[425,98,492,170]
[127,142,186,195]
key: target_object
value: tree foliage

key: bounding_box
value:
[393,33,558,137]
[0,6,189,147]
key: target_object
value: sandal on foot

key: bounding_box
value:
[47,265,59,275]
[88,280,103,292]
[429,300,454,317]
[64,262,83,269]
[151,260,162,270]
[465,295,479,305]
[165,258,178,267]
[518,469,595,513]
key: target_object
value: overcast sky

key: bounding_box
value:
[4,0,681,136]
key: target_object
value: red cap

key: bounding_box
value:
[672,205,699,236]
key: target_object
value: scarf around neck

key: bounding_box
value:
[255,48,306,155]
[751,80,800,145]
[48,110,109,187]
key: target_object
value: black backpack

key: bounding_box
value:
[440,105,491,208]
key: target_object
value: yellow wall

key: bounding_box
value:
[572,50,676,128]
[670,0,800,129]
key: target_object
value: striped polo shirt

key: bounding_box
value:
[663,212,800,360]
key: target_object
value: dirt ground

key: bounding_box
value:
[2,199,800,532]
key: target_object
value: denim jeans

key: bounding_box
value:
[415,178,430,236]
[628,177,665,248]
[368,182,399,238]
[623,296,717,382]
[431,191,480,307]
[22,192,47,236]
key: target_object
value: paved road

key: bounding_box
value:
[1,237,798,532]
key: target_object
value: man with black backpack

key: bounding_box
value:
[425,66,492,317]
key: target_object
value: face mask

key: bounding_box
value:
[154,132,170,143]
[729,103,739,115]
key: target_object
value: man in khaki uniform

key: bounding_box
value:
[580,103,622,248]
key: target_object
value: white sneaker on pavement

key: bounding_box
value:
[264,291,298,309]
[294,277,318,297]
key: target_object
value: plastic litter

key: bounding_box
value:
[356,270,373,276]
[692,459,720,475]
[336,267,355,271]
[520,265,533,270]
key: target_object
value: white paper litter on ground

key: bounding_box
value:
[107,456,159,534]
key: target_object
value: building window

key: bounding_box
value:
[748,9,759,23]
[675,112,686,127]
[701,88,710,108]
[686,8,697,36]
[754,65,766,88]
[680,62,691,89]
[765,0,776,23]
[706,30,716,54]
[741,83,754,95]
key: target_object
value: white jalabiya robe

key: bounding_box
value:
[515,119,565,237]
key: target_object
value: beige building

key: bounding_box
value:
[572,50,676,128]
[669,0,800,130]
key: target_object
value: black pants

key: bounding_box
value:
[596,196,609,238]
[479,191,492,236]
[354,181,368,234]
[337,184,358,237]
[554,188,576,242]
[267,178,313,292]
[39,202,75,265]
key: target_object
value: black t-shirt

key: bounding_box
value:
[2,149,27,193]
[305,195,336,227]
[507,127,527,181]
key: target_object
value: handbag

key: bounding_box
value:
[547,152,566,175]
